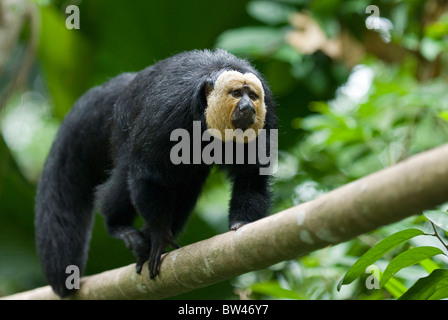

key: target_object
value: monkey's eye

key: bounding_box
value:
[249,92,259,101]
[230,90,242,99]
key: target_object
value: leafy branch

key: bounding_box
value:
[338,209,448,299]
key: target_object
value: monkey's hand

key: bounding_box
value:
[230,221,249,231]
[148,230,180,279]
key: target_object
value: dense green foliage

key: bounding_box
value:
[1,0,448,299]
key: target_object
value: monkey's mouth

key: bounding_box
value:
[231,108,256,131]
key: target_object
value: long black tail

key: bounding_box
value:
[34,121,101,297]
[34,73,136,297]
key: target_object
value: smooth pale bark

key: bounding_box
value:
[3,143,448,300]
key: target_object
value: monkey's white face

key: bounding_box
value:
[205,71,267,143]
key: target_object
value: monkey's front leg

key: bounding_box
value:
[228,171,272,230]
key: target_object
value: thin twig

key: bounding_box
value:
[429,221,448,253]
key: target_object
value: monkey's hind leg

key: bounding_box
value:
[97,168,150,273]
[128,177,186,279]
[131,174,208,279]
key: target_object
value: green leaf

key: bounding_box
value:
[337,229,424,291]
[384,276,408,299]
[425,19,448,40]
[380,246,444,287]
[247,1,295,25]
[399,269,448,300]
[419,258,441,274]
[421,37,445,61]
[424,210,448,233]
[428,277,448,300]
[271,45,302,64]
[216,26,284,56]
[250,281,303,300]
[438,111,448,122]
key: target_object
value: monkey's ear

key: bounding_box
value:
[191,77,213,118]
[205,83,213,97]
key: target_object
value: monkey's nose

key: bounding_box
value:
[231,103,255,131]
[238,101,256,114]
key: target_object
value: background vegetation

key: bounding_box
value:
[1,0,448,299]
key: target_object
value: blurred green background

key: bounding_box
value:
[1,0,448,299]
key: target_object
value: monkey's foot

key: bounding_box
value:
[111,228,150,274]
[148,231,180,279]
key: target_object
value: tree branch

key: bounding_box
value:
[3,143,448,300]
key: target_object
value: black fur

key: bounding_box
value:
[35,49,277,297]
